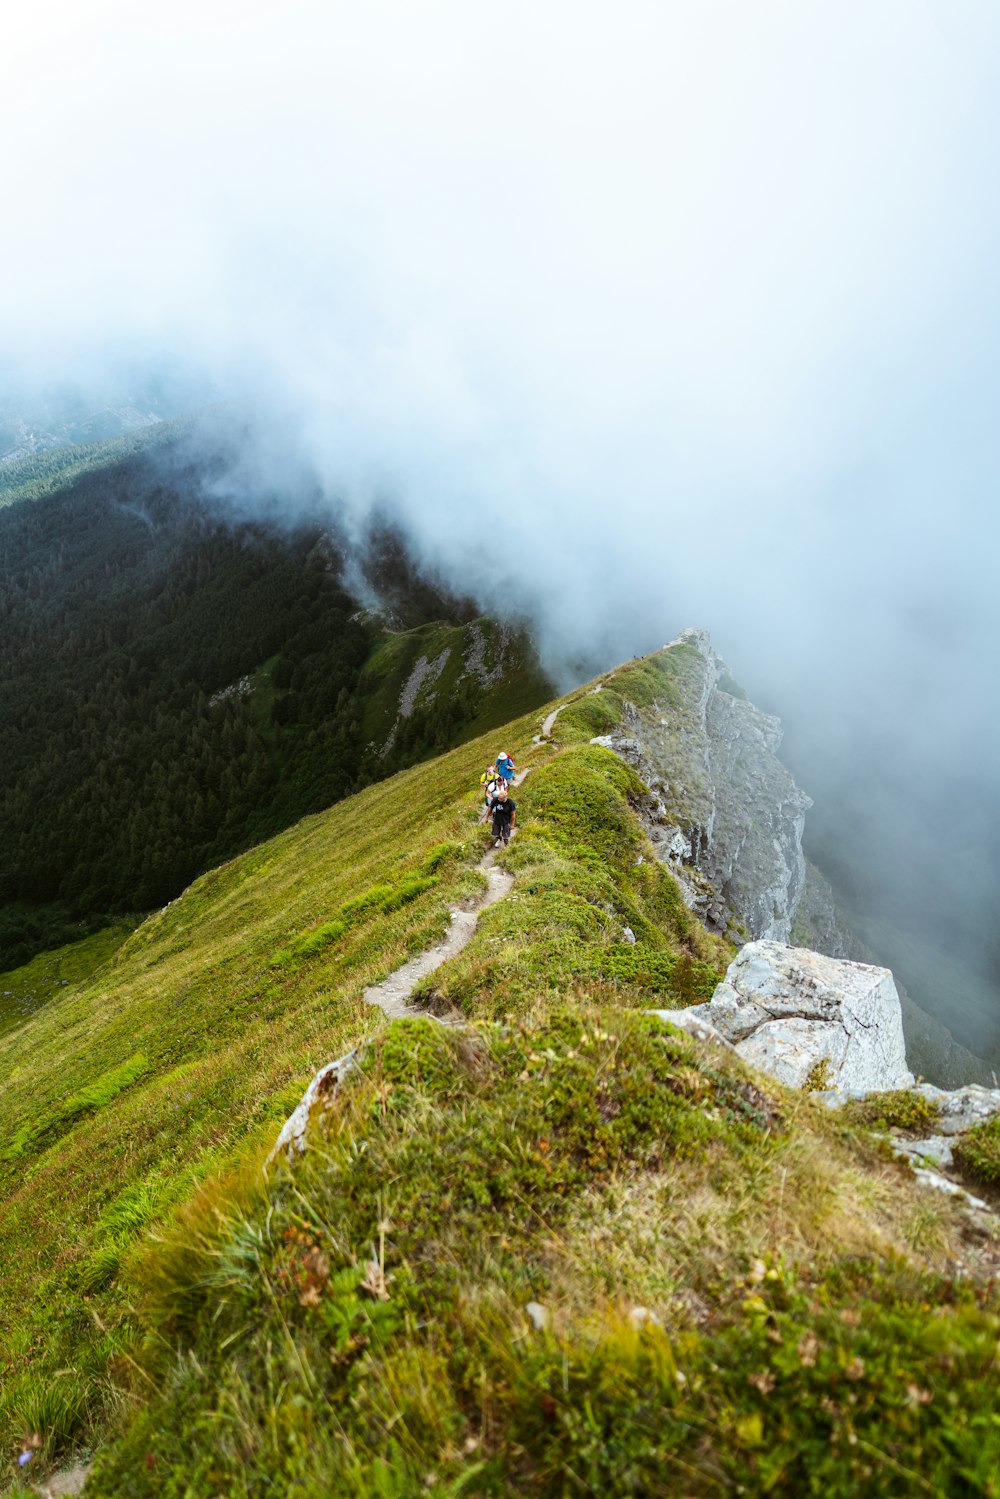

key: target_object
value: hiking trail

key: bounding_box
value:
[361,756,536,1021]
[361,849,513,1022]
[536,702,568,741]
[273,698,588,1157]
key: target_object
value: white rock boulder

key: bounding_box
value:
[651,940,913,1093]
[911,1083,1000,1135]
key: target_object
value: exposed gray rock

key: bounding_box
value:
[270,1050,357,1161]
[628,1305,663,1329]
[31,1461,92,1497]
[526,1301,550,1331]
[592,629,811,944]
[653,940,913,1093]
[648,1007,738,1052]
[912,1083,1000,1136]
[889,1135,955,1170]
[911,1168,988,1212]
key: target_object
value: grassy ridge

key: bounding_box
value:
[415,744,730,1020]
[2,649,999,1493]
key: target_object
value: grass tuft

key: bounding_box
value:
[842,1090,942,1135]
[953,1115,1000,1190]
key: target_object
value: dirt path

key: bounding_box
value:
[272,844,517,1160]
[537,685,601,743]
[362,699,578,1022]
[537,703,566,740]
[362,850,513,1022]
[538,705,562,739]
[273,702,577,1157]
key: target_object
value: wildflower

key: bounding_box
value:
[747,1369,776,1395]
[797,1332,819,1367]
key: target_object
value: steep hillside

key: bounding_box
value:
[565,631,988,1086]
[0,922,139,1040]
[0,426,551,966]
[0,372,189,471]
[2,646,998,1495]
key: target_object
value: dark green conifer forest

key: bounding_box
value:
[0,429,550,968]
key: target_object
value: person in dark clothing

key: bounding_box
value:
[489,785,517,846]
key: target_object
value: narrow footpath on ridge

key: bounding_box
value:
[272,698,588,1159]
[40,699,595,1494]
[359,849,513,1023]
[359,747,545,1023]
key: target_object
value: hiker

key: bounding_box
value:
[480,762,500,822]
[489,784,517,846]
[495,750,516,786]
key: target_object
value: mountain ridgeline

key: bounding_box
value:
[0,425,552,969]
[1,644,999,1495]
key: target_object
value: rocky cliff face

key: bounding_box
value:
[594,628,810,944]
[593,631,990,1088]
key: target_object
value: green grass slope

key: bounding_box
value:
[2,648,998,1495]
[0,921,139,1040]
[357,618,551,765]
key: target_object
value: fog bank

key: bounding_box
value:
[3,2,1000,1047]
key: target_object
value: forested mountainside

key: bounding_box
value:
[2,647,998,1496]
[0,370,200,469]
[0,427,552,968]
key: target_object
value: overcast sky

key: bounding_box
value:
[3,2,1000,1031]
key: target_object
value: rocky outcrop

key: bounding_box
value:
[652,940,913,1093]
[271,1050,357,1160]
[593,629,811,944]
[912,1082,1000,1133]
[593,633,986,1089]
[652,941,999,1214]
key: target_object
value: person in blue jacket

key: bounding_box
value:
[495,750,516,786]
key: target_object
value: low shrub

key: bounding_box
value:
[953,1115,1000,1190]
[842,1090,941,1135]
[82,1012,1000,1497]
[803,1058,834,1092]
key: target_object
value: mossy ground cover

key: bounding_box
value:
[2,648,997,1493]
[842,1090,943,1136]
[83,1009,1000,1497]
[954,1116,1000,1193]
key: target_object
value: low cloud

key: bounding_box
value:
[4,1,1000,1045]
